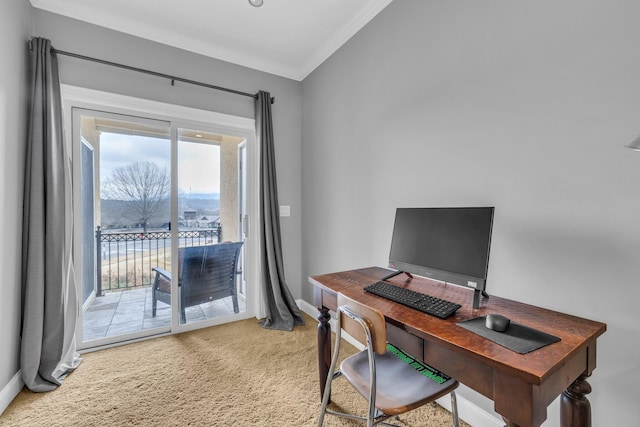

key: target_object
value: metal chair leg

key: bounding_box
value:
[450,391,459,427]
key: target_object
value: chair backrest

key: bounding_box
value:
[179,242,243,305]
[337,293,387,355]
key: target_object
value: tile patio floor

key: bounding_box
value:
[82,287,245,342]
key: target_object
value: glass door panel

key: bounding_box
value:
[176,128,246,325]
[75,108,171,348]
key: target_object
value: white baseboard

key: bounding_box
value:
[297,299,503,427]
[436,392,503,427]
[0,370,23,416]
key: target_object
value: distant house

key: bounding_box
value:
[182,209,219,228]
[193,215,220,228]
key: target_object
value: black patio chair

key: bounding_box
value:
[151,241,243,323]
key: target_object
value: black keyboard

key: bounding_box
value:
[364,281,461,319]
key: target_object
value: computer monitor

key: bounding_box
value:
[386,207,495,308]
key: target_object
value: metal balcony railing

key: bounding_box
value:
[96,226,221,295]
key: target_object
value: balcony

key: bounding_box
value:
[82,227,244,342]
[83,287,245,341]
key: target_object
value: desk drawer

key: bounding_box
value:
[424,343,494,399]
[386,322,423,360]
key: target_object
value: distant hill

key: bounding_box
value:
[100,196,219,230]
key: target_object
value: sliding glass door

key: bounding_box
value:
[71,101,254,349]
[174,127,246,325]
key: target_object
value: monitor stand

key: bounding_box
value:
[381,270,413,281]
[473,289,489,309]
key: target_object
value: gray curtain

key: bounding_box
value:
[256,91,305,331]
[21,37,81,392]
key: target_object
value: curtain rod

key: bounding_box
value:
[28,40,274,103]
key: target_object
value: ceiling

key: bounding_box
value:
[29,0,394,81]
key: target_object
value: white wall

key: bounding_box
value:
[0,0,31,414]
[301,1,640,425]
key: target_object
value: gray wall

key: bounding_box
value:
[301,0,640,425]
[0,0,31,403]
[5,1,640,424]
[32,9,303,300]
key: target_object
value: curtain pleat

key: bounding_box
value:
[21,37,81,392]
[256,91,304,331]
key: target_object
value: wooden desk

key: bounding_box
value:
[310,267,606,427]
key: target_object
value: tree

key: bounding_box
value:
[102,161,170,232]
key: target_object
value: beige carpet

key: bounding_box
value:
[2,314,467,426]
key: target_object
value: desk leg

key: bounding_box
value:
[561,374,592,427]
[317,306,332,401]
[499,374,592,427]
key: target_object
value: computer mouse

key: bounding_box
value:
[485,314,510,332]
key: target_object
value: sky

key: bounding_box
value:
[99,132,221,195]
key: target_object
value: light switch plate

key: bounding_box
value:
[279,205,291,217]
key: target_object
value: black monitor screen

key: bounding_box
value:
[388,207,494,291]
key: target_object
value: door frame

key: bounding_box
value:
[63,85,261,348]
[238,140,247,297]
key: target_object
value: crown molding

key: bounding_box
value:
[30,0,394,81]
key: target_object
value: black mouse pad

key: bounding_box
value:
[457,316,561,354]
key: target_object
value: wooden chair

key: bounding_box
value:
[318,293,460,427]
[151,241,243,323]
